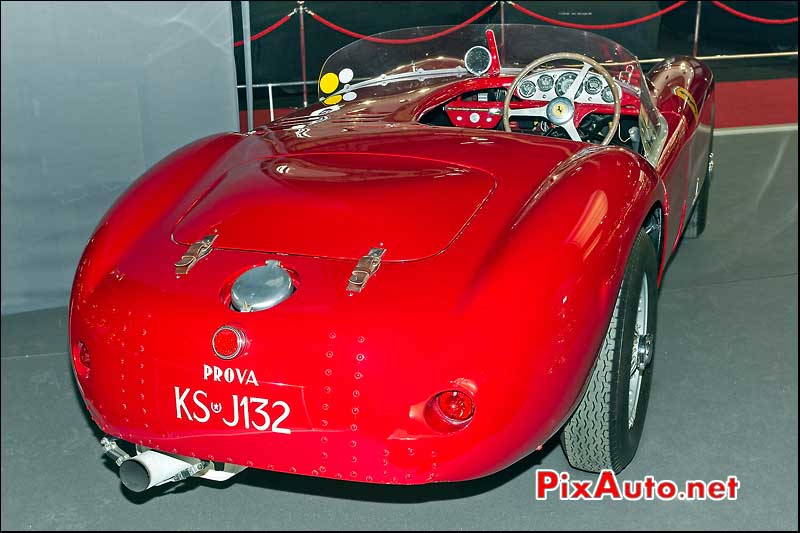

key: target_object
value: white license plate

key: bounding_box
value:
[173,387,291,433]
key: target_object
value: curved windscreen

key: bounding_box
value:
[319,24,643,100]
[318,24,666,165]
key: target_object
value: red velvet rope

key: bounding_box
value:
[233,11,295,47]
[236,1,797,50]
[508,1,688,30]
[306,2,497,44]
[711,1,798,24]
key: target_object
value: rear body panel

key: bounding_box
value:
[70,55,713,484]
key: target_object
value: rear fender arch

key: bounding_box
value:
[453,147,665,466]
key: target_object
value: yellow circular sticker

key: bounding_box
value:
[319,72,339,95]
[323,94,343,105]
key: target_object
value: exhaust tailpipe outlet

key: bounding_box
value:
[100,437,245,492]
[118,450,204,492]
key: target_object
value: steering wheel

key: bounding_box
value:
[502,52,621,145]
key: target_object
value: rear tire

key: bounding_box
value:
[560,228,658,473]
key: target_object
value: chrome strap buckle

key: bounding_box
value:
[175,234,217,275]
[347,247,385,293]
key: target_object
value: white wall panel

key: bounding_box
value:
[1,1,239,313]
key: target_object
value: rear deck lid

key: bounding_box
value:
[173,153,495,261]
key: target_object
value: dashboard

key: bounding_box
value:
[516,68,619,105]
[426,67,642,149]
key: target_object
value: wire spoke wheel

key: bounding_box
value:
[561,228,658,473]
[628,275,650,428]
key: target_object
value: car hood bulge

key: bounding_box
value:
[172,153,496,261]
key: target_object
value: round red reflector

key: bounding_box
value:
[212,326,245,359]
[435,390,474,423]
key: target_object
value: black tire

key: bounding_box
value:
[684,137,714,239]
[560,229,658,473]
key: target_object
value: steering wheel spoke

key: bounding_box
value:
[563,63,592,101]
[561,120,582,142]
[509,105,548,119]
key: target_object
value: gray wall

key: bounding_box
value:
[1,1,239,315]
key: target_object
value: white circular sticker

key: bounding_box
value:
[339,68,354,84]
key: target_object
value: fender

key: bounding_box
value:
[648,56,715,251]
[450,146,665,474]
[69,133,244,306]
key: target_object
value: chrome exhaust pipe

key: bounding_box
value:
[100,437,245,491]
[100,437,207,492]
[119,450,204,492]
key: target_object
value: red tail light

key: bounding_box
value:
[212,326,245,359]
[435,390,475,423]
[425,390,475,431]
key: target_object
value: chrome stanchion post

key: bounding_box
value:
[268,83,275,122]
[692,1,702,57]
[500,1,506,63]
[241,1,254,131]
[298,1,308,107]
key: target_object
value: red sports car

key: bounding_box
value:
[70,24,714,492]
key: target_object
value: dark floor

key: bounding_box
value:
[1,128,797,530]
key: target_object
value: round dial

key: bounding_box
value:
[585,76,603,95]
[518,80,536,99]
[602,85,615,103]
[464,46,492,76]
[537,74,554,92]
[555,72,583,98]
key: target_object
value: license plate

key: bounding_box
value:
[173,387,292,434]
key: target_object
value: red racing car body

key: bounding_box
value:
[69,24,714,490]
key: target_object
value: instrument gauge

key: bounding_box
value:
[518,80,536,99]
[536,74,554,92]
[464,46,492,76]
[555,72,582,98]
[585,76,603,95]
[602,85,615,103]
